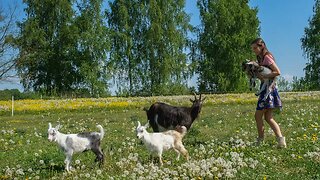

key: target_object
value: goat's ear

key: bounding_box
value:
[48,123,52,129]
[55,124,62,130]
[190,98,194,103]
[144,122,149,128]
[137,121,141,127]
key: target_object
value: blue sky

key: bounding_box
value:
[0,0,316,91]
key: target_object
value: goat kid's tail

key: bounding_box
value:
[176,126,187,138]
[96,125,105,140]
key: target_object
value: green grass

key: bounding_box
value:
[0,92,320,179]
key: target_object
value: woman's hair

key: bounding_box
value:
[251,38,274,63]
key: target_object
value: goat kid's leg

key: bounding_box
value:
[64,151,73,172]
[175,143,189,161]
[255,82,267,96]
[263,81,272,101]
[157,151,163,166]
[256,82,266,97]
[173,148,181,160]
[92,147,104,166]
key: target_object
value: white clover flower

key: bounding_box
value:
[16,168,24,176]
[123,170,129,176]
[212,167,218,172]
[75,159,80,164]
[85,173,90,178]
[39,160,44,164]
[96,169,102,175]
[5,168,13,176]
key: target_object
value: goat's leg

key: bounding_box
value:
[64,151,73,172]
[256,81,266,97]
[175,143,189,161]
[262,80,272,101]
[173,148,181,160]
[92,146,104,166]
[157,151,163,166]
[250,78,256,91]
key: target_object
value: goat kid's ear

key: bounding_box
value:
[48,123,52,129]
[55,124,62,130]
[144,122,149,128]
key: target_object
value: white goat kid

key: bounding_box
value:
[47,123,105,172]
[242,60,274,101]
[136,121,189,166]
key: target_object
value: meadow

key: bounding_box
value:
[0,92,319,179]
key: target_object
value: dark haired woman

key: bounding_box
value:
[250,38,286,148]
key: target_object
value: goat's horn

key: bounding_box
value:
[199,94,202,100]
[48,123,52,129]
[193,92,197,100]
[137,121,141,127]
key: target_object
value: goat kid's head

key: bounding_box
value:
[48,123,61,142]
[190,93,206,110]
[242,60,260,77]
[136,121,149,139]
[242,61,260,90]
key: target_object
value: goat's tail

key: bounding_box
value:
[96,125,105,140]
[143,107,149,112]
[176,126,187,138]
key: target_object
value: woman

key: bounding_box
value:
[250,38,286,148]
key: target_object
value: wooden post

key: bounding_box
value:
[12,96,14,117]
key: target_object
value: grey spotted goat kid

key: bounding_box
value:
[47,123,105,172]
[242,60,274,101]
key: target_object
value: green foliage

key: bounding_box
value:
[14,0,110,96]
[197,0,259,93]
[277,76,292,92]
[108,0,193,96]
[301,0,320,90]
[0,89,39,100]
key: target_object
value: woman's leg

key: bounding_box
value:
[255,109,265,139]
[264,109,282,137]
[264,108,286,148]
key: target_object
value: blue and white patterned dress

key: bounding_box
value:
[256,83,282,111]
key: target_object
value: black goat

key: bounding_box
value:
[144,94,206,132]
